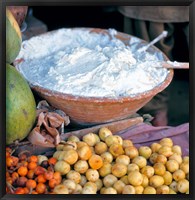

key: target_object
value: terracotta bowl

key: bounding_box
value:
[15,28,174,126]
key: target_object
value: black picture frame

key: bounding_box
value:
[0,1,194,200]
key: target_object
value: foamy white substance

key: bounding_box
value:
[16,28,169,98]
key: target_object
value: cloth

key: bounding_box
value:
[118,6,189,23]
[119,122,189,156]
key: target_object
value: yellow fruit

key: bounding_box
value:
[98,127,112,141]
[111,163,127,178]
[122,185,136,194]
[113,180,125,194]
[128,171,143,186]
[66,170,81,184]
[77,145,92,160]
[138,146,152,159]
[54,160,70,175]
[99,162,112,177]
[88,155,103,170]
[149,175,164,188]
[109,143,124,158]
[94,142,108,155]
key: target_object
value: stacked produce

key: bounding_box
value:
[6,127,189,194]
[6,8,36,145]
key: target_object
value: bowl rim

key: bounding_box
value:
[15,27,174,103]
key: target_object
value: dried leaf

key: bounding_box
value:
[28,127,55,148]
[47,112,64,128]
[37,112,47,127]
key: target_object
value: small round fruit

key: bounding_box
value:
[138,146,152,159]
[82,182,97,194]
[62,179,76,194]
[109,143,124,158]
[166,160,179,173]
[120,175,129,185]
[169,188,177,194]
[37,155,48,165]
[35,182,46,194]
[54,160,70,175]
[177,179,189,193]
[128,171,143,186]
[102,187,117,194]
[63,141,77,151]
[149,175,164,188]
[141,174,149,187]
[149,152,158,164]
[122,139,133,148]
[134,185,144,194]
[99,127,112,141]
[53,184,69,194]
[103,174,117,188]
[17,166,28,177]
[172,145,182,155]
[76,141,88,149]
[74,160,88,174]
[86,169,99,182]
[73,184,82,194]
[143,186,156,194]
[156,185,169,194]
[99,162,112,177]
[115,155,130,165]
[169,153,182,165]
[162,171,173,185]
[111,163,127,178]
[125,146,138,159]
[173,169,185,181]
[179,162,189,174]
[66,170,81,184]
[158,146,173,157]
[105,135,119,147]
[68,135,80,142]
[100,152,113,163]
[155,154,167,164]
[113,180,125,194]
[122,185,136,194]
[141,166,154,178]
[63,149,78,165]
[114,135,123,145]
[127,163,139,173]
[88,154,103,170]
[82,133,97,146]
[79,175,87,186]
[159,138,173,147]
[150,143,162,153]
[132,156,147,169]
[153,163,166,176]
[77,145,92,161]
[169,181,178,192]
[95,179,103,191]
[183,156,189,163]
[94,142,107,155]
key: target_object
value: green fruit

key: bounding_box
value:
[6,9,22,64]
[6,64,36,144]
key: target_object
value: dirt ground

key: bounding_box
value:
[31,6,189,126]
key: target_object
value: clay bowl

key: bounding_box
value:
[14,28,174,126]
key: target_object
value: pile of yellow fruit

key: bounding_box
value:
[6,127,189,194]
[50,127,190,194]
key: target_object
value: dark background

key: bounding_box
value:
[29,6,189,126]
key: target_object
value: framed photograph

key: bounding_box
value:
[0,1,194,200]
